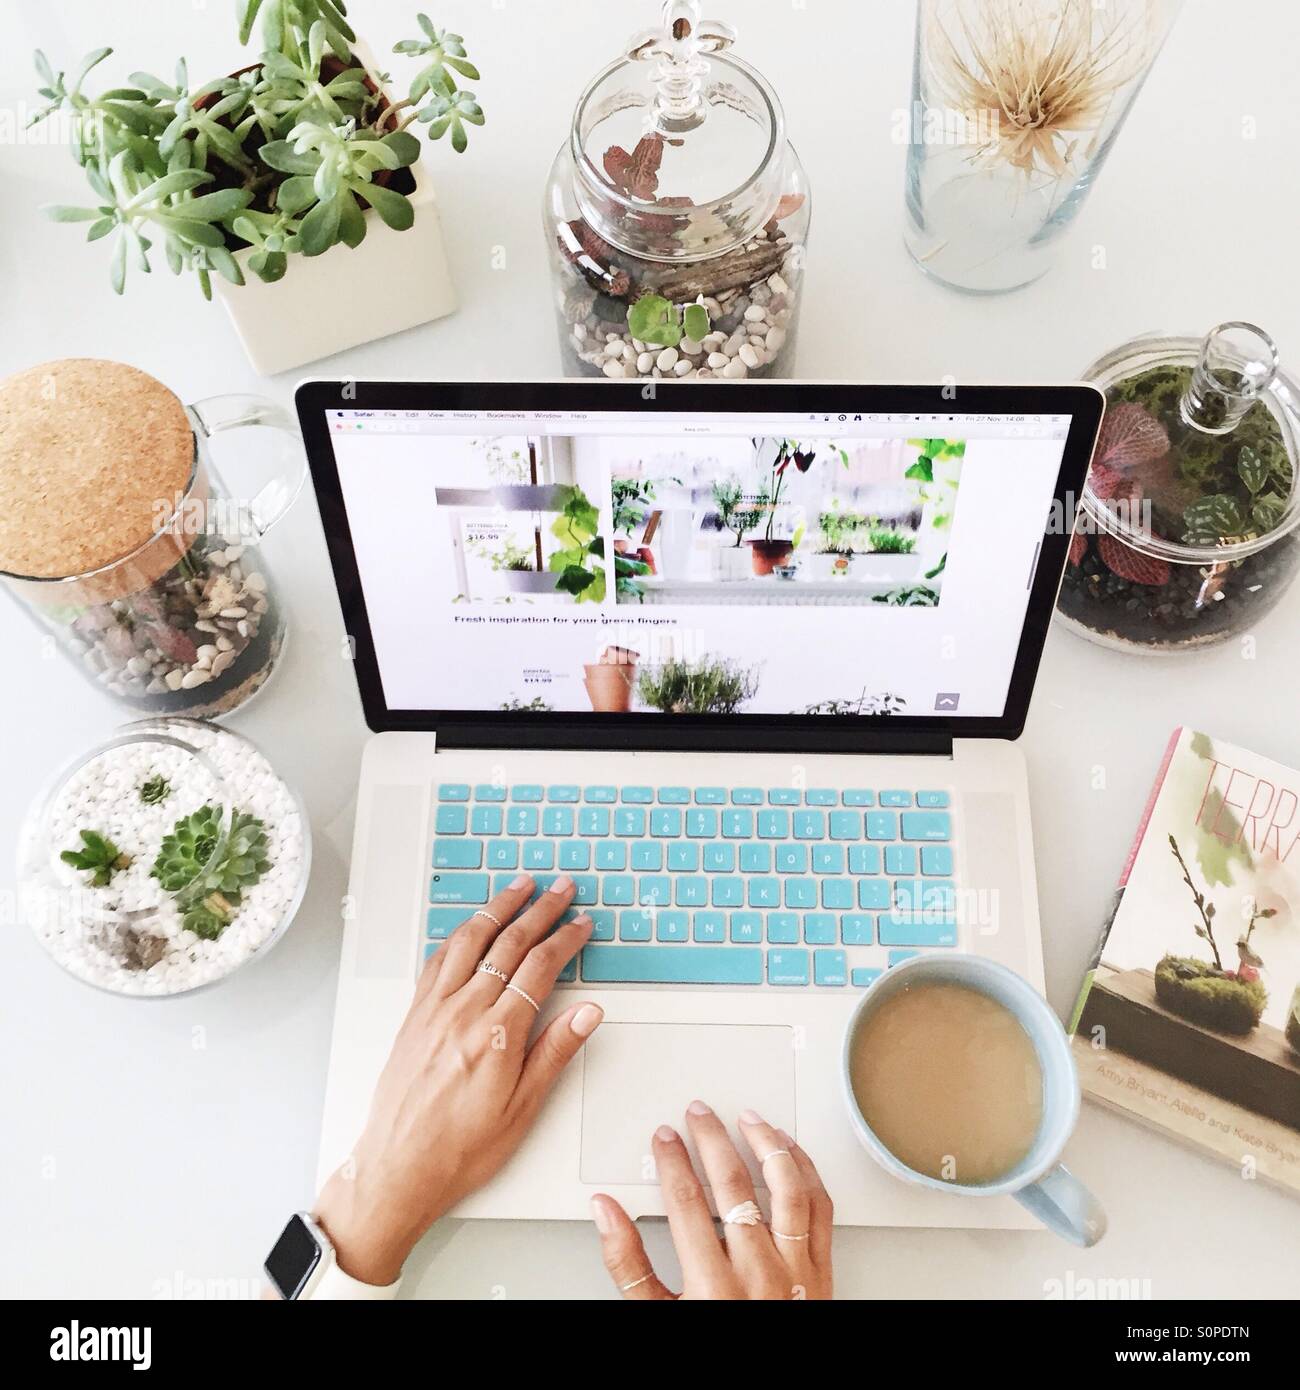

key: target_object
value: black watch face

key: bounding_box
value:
[265,1214,322,1300]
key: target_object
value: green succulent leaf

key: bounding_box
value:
[1251,492,1286,535]
[627,294,682,348]
[298,191,342,254]
[360,182,413,231]
[336,190,368,246]
[1238,446,1270,496]
[61,829,132,888]
[682,303,711,342]
[1183,493,1246,542]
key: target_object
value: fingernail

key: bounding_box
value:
[509,873,532,889]
[739,1109,763,1125]
[551,873,575,895]
[687,1099,712,1116]
[570,1003,603,1038]
[571,913,593,931]
[589,1196,612,1234]
[654,1124,678,1144]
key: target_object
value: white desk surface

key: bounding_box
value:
[3,1,1298,1299]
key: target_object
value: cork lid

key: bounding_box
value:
[0,359,195,579]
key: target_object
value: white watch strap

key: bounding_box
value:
[309,1261,402,1301]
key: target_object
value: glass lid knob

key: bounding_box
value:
[627,0,737,129]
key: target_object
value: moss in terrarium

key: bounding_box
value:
[1154,955,1267,1035]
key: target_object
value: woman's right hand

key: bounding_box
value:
[590,1102,833,1300]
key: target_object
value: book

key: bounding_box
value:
[1069,727,1300,1195]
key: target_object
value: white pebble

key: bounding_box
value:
[181,669,212,689]
[744,305,767,323]
[723,358,749,379]
[673,359,693,376]
[766,325,787,353]
[656,347,679,371]
[680,337,703,357]
[740,344,762,369]
[768,273,789,296]
[603,359,626,379]
[637,351,655,374]
[708,352,730,370]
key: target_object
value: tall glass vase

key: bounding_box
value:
[903,0,1181,294]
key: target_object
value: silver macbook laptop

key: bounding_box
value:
[298,379,1102,1230]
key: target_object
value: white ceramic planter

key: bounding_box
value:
[710,546,751,581]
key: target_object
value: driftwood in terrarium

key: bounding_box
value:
[648,239,788,303]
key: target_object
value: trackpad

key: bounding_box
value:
[580,1023,797,1186]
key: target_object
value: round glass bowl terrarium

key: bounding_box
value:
[0,359,304,716]
[17,718,311,997]
[1057,323,1300,653]
[545,0,810,382]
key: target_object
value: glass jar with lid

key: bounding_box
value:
[544,0,811,381]
[1057,323,1300,652]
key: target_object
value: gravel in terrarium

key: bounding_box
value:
[20,724,306,996]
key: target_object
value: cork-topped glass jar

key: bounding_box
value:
[0,359,304,714]
[545,0,811,381]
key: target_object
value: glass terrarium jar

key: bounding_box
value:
[1057,323,1300,653]
[0,359,303,715]
[545,0,811,381]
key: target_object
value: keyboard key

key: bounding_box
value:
[486,839,518,869]
[842,789,875,807]
[433,840,481,869]
[424,942,441,962]
[619,910,653,941]
[621,786,654,804]
[793,810,825,840]
[894,879,956,913]
[880,790,913,807]
[639,875,672,906]
[668,842,699,872]
[722,809,753,839]
[712,877,744,907]
[820,880,854,910]
[471,805,503,836]
[583,944,763,985]
[879,913,956,946]
[901,811,951,842]
[739,843,772,873]
[528,874,596,905]
[695,787,727,804]
[866,811,898,841]
[512,785,544,802]
[917,790,950,808]
[803,913,836,945]
[655,910,690,942]
[748,876,780,908]
[603,875,635,906]
[435,805,467,835]
[693,911,726,943]
[584,785,617,803]
[615,808,646,837]
[767,788,800,805]
[775,844,808,874]
[784,878,817,909]
[811,845,845,875]
[769,949,810,986]
[851,967,883,988]
[857,880,891,910]
[730,912,762,943]
[559,842,590,871]
[675,876,709,906]
[556,956,578,984]
[658,787,690,804]
[805,789,837,806]
[579,806,611,837]
[507,806,538,836]
[426,907,466,938]
[757,809,789,839]
[547,785,580,803]
[437,784,470,802]
[543,807,575,836]
[848,844,881,875]
[888,949,922,967]
[731,788,763,805]
[595,841,627,871]
[687,809,718,838]
[474,784,507,802]
[631,841,662,871]
[829,811,862,841]
[766,912,800,944]
[814,949,848,986]
[651,808,682,837]
[885,845,917,876]
[587,909,615,941]
[841,913,874,945]
[703,842,735,872]
[921,845,954,876]
[429,872,489,904]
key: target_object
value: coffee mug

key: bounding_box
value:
[841,953,1106,1246]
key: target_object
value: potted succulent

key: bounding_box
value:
[583,646,639,713]
[813,501,863,580]
[637,657,759,715]
[710,477,762,582]
[32,1,485,374]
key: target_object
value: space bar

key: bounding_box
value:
[581,945,763,985]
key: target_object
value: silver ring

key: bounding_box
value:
[475,959,509,983]
[721,1200,764,1227]
[503,982,540,1012]
[773,1230,810,1242]
[759,1148,792,1163]
[620,1272,653,1291]
[472,909,504,929]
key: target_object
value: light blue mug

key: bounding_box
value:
[841,953,1106,1246]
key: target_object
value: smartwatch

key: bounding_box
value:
[264,1212,402,1301]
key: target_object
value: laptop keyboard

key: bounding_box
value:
[424,783,956,987]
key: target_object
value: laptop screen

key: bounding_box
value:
[322,403,1079,724]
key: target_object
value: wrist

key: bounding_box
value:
[313,1171,416,1288]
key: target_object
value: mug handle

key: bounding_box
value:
[189,394,305,542]
[1014,1163,1107,1247]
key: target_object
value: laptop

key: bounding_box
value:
[298,379,1103,1230]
